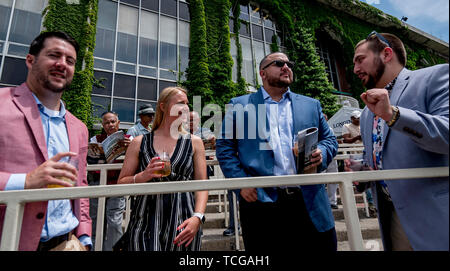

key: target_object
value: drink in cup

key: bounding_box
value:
[47,155,78,188]
[155,151,171,177]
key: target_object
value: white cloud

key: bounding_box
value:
[389,0,449,23]
[365,0,381,4]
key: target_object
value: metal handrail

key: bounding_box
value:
[1,165,448,251]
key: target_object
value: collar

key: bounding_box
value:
[261,86,291,102]
[31,92,66,119]
[385,77,398,96]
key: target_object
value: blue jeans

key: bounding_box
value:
[366,187,374,204]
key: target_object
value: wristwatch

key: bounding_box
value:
[387,106,400,127]
[193,212,205,224]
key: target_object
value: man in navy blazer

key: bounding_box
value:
[352,32,448,250]
[216,52,338,251]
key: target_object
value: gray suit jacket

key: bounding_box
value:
[360,64,449,250]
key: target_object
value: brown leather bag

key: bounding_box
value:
[49,233,87,251]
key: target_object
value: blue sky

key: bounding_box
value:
[362,0,449,43]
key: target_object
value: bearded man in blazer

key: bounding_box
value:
[0,31,92,251]
[216,52,338,251]
[351,31,448,250]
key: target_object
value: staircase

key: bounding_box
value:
[201,188,383,251]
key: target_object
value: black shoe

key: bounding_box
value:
[368,203,377,217]
[330,204,339,209]
[223,228,235,236]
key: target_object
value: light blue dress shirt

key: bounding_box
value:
[5,93,92,248]
[126,122,150,137]
[261,87,297,177]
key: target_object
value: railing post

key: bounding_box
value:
[0,200,25,251]
[232,192,240,251]
[94,168,107,251]
[339,181,364,251]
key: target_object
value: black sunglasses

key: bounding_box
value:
[366,30,391,48]
[262,60,295,70]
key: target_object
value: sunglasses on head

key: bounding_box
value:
[366,30,391,48]
[262,60,295,70]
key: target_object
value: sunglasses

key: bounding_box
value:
[366,30,391,48]
[262,60,295,70]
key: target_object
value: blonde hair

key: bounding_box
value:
[152,86,188,134]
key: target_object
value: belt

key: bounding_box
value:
[277,187,301,195]
[37,232,71,251]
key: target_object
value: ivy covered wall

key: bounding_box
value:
[183,0,446,117]
[42,0,98,128]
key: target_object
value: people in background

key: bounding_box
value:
[89,111,131,251]
[126,104,155,137]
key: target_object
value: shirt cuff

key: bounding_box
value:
[78,235,93,250]
[5,174,26,190]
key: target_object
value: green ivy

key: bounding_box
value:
[42,0,98,129]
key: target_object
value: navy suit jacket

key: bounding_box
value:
[216,88,338,232]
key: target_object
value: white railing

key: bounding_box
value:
[1,162,448,251]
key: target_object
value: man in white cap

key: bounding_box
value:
[126,104,155,137]
[342,110,362,144]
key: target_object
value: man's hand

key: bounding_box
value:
[25,152,78,189]
[360,88,393,121]
[304,148,322,173]
[240,188,258,202]
[118,137,132,148]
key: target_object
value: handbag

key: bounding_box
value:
[49,233,87,251]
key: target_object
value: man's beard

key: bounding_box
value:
[32,62,72,93]
[267,74,292,88]
[364,56,385,89]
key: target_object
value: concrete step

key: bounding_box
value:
[338,238,384,251]
[201,228,244,251]
[335,218,381,241]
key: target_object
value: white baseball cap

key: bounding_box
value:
[351,110,361,118]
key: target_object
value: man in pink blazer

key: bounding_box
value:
[0,31,92,250]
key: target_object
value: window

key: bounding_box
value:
[316,39,341,91]
[0,0,13,40]
[92,71,113,96]
[8,0,45,45]
[94,0,117,59]
[113,73,136,98]
[161,0,177,17]
[116,4,138,63]
[0,56,27,85]
[137,77,157,100]
[230,3,284,87]
[112,98,134,123]
[141,0,158,12]
[179,1,190,21]
[91,96,111,119]
[159,16,177,70]
[139,10,158,67]
[159,80,177,94]
[179,21,190,75]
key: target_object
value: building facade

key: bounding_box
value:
[0,0,448,130]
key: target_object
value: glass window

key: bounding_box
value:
[250,4,262,24]
[159,69,176,81]
[113,73,136,98]
[121,0,139,7]
[93,58,113,71]
[0,56,27,85]
[159,80,177,94]
[252,24,263,41]
[94,0,117,59]
[139,66,157,77]
[160,16,177,70]
[265,28,275,43]
[239,22,250,37]
[92,70,113,96]
[240,38,254,85]
[179,1,190,21]
[253,40,265,85]
[139,10,158,67]
[179,21,189,74]
[91,95,111,119]
[142,0,158,12]
[9,0,45,45]
[264,18,275,28]
[112,98,134,123]
[7,43,28,57]
[116,4,138,63]
[161,0,177,17]
[137,77,157,100]
[0,0,13,40]
[116,62,136,74]
[229,19,234,33]
[230,36,237,82]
